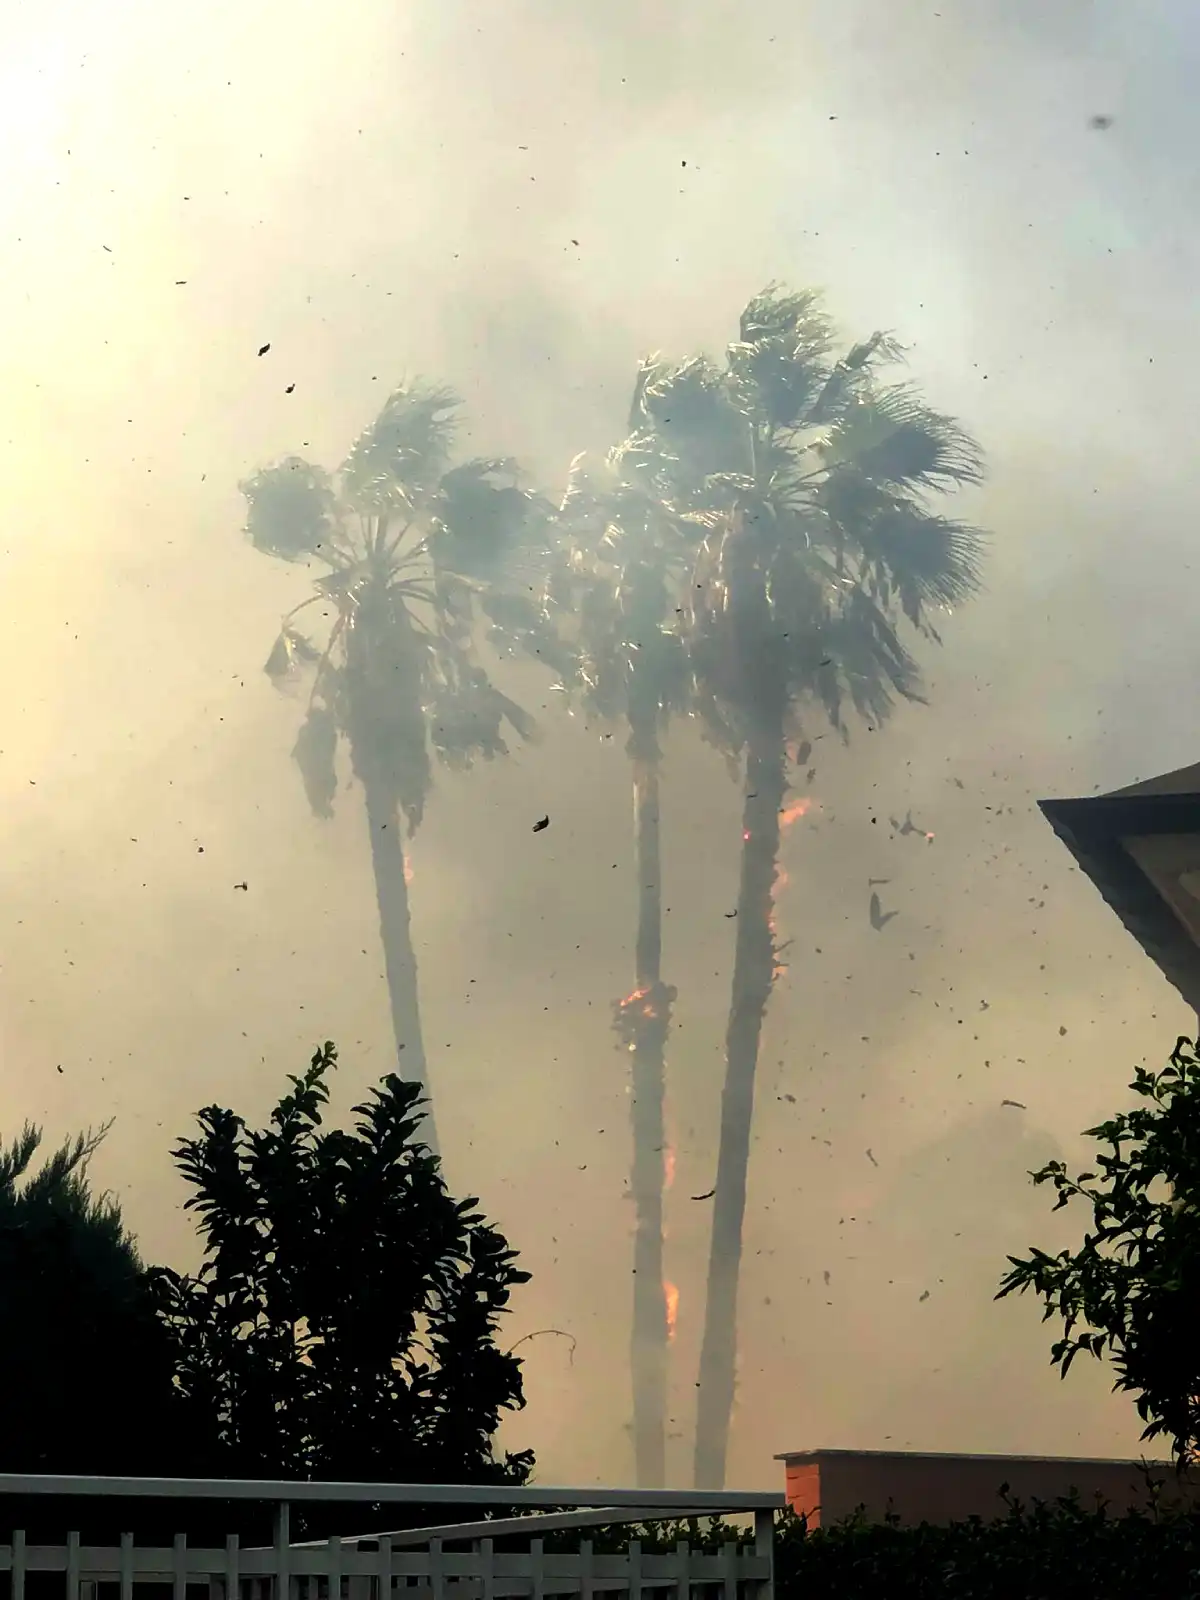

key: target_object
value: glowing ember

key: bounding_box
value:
[664,1280,680,1342]
[403,855,414,886]
[616,984,661,1043]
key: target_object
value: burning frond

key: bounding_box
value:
[664,1280,680,1343]
[612,981,678,1054]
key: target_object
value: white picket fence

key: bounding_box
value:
[0,1477,782,1600]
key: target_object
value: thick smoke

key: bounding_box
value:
[1,0,1197,1488]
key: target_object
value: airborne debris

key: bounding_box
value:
[919,1289,930,1302]
[866,1148,878,1167]
[285,384,295,394]
[532,815,550,833]
[234,881,248,891]
[1089,113,1114,130]
[724,909,738,919]
[890,809,932,840]
[868,877,891,887]
[869,892,898,931]
[56,1065,63,1074]
[1002,1098,1027,1109]
[691,1188,716,1201]
[258,343,271,357]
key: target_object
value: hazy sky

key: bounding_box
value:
[3,0,1200,1489]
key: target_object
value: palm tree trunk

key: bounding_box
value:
[363,777,437,1157]
[619,751,674,1487]
[693,717,787,1488]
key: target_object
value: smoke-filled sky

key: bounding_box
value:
[4,0,1200,1490]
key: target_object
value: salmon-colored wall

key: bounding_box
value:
[780,1450,1200,1529]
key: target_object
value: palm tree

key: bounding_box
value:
[547,405,692,1486]
[622,287,986,1486]
[240,383,546,1156]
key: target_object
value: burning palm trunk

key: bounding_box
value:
[613,753,678,1487]
[694,711,788,1489]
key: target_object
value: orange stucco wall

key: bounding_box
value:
[780,1449,1200,1529]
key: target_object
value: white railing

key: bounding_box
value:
[0,1476,783,1600]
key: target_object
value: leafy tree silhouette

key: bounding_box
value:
[148,1041,534,1513]
[1000,1034,1200,1471]
[0,1121,179,1475]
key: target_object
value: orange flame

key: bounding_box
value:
[664,1280,680,1342]
[779,798,813,828]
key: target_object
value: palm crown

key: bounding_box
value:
[620,286,986,751]
[241,382,546,830]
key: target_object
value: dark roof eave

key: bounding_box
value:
[1039,794,1200,1018]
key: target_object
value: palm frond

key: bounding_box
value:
[425,647,540,771]
[430,460,548,581]
[240,458,338,564]
[264,626,322,685]
[725,285,841,431]
[636,357,746,486]
[858,506,987,624]
[340,381,460,507]
[292,700,340,820]
[820,385,985,492]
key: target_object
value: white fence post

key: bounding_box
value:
[753,1509,774,1600]
[428,1536,444,1600]
[66,1530,81,1600]
[375,1532,392,1600]
[324,1534,341,1600]
[478,1534,494,1600]
[10,1530,25,1600]
[119,1531,134,1600]
[173,1531,188,1600]
[578,1538,593,1600]
[225,1533,241,1600]
[628,1538,642,1600]
[273,1505,291,1600]
[719,1538,737,1600]
[674,1538,689,1600]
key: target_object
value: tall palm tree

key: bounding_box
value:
[623,287,986,1486]
[548,406,693,1486]
[240,383,546,1156]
